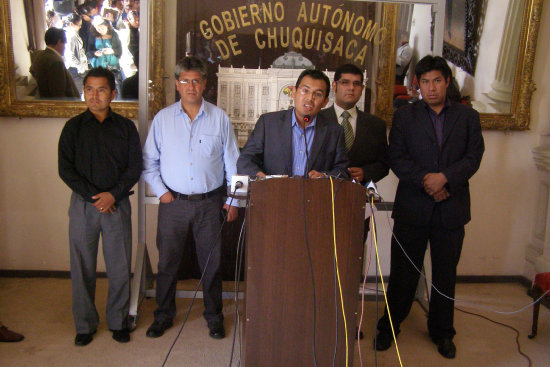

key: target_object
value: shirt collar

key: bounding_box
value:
[47,46,64,59]
[422,98,451,115]
[84,108,114,123]
[333,103,357,120]
[177,98,207,120]
[291,108,316,129]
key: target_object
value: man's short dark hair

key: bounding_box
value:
[295,69,330,98]
[84,67,116,91]
[44,27,66,46]
[415,55,452,82]
[334,64,364,83]
[66,13,82,26]
[174,56,208,80]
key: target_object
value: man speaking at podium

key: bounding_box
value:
[237,69,348,178]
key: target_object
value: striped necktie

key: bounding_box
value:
[341,110,354,152]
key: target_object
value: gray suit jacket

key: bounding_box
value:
[237,109,349,178]
[30,48,79,98]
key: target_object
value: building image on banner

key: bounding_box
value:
[217,51,367,146]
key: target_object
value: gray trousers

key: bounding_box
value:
[68,192,132,333]
[154,194,224,325]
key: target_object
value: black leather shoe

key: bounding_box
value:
[146,320,173,338]
[74,331,95,346]
[208,323,225,339]
[436,337,456,359]
[373,329,393,351]
[112,328,130,343]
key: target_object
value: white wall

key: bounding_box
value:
[1,1,549,277]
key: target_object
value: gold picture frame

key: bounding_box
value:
[0,0,165,119]
[375,0,542,130]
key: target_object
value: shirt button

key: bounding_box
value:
[190,162,193,166]
[190,177,193,181]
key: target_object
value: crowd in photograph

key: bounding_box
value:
[43,0,140,99]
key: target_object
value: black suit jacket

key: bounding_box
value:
[389,100,484,228]
[319,106,389,185]
[237,109,349,178]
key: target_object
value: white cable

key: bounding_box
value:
[379,199,550,315]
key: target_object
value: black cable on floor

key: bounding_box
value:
[229,206,248,367]
[161,191,237,367]
[455,307,532,367]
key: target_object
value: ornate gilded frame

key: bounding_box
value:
[375,0,542,130]
[0,0,165,119]
[442,0,481,75]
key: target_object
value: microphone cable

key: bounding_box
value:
[382,211,550,315]
[160,188,238,367]
[370,197,404,367]
[301,174,320,367]
[228,195,249,367]
[357,209,376,367]
[328,176,350,367]
[378,203,543,367]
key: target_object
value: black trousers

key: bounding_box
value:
[154,194,224,325]
[377,209,464,340]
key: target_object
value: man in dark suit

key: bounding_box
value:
[237,69,348,178]
[30,27,80,99]
[374,55,484,359]
[319,63,389,191]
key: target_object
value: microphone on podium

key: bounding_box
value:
[366,180,379,199]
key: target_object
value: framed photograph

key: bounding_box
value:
[442,0,483,75]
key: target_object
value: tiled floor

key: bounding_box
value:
[0,278,548,366]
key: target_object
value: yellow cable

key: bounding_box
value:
[371,195,404,367]
[329,177,349,367]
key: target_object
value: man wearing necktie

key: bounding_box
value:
[374,55,484,359]
[320,64,389,185]
[319,64,389,240]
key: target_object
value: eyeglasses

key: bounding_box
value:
[297,86,325,100]
[337,79,364,87]
[178,79,202,86]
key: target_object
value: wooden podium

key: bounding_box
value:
[243,177,365,367]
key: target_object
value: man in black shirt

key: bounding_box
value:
[58,67,142,346]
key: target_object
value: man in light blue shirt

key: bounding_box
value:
[142,56,239,340]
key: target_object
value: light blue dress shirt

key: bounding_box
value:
[142,99,240,205]
[291,109,316,176]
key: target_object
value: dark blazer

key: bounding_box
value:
[389,100,484,228]
[237,109,349,178]
[29,48,79,98]
[319,106,389,185]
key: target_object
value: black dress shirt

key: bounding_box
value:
[58,109,142,202]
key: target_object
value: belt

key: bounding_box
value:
[169,185,226,201]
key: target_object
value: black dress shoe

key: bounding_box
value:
[373,329,393,351]
[0,325,24,342]
[112,328,130,343]
[208,323,225,339]
[146,320,173,338]
[436,337,456,359]
[74,331,95,346]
